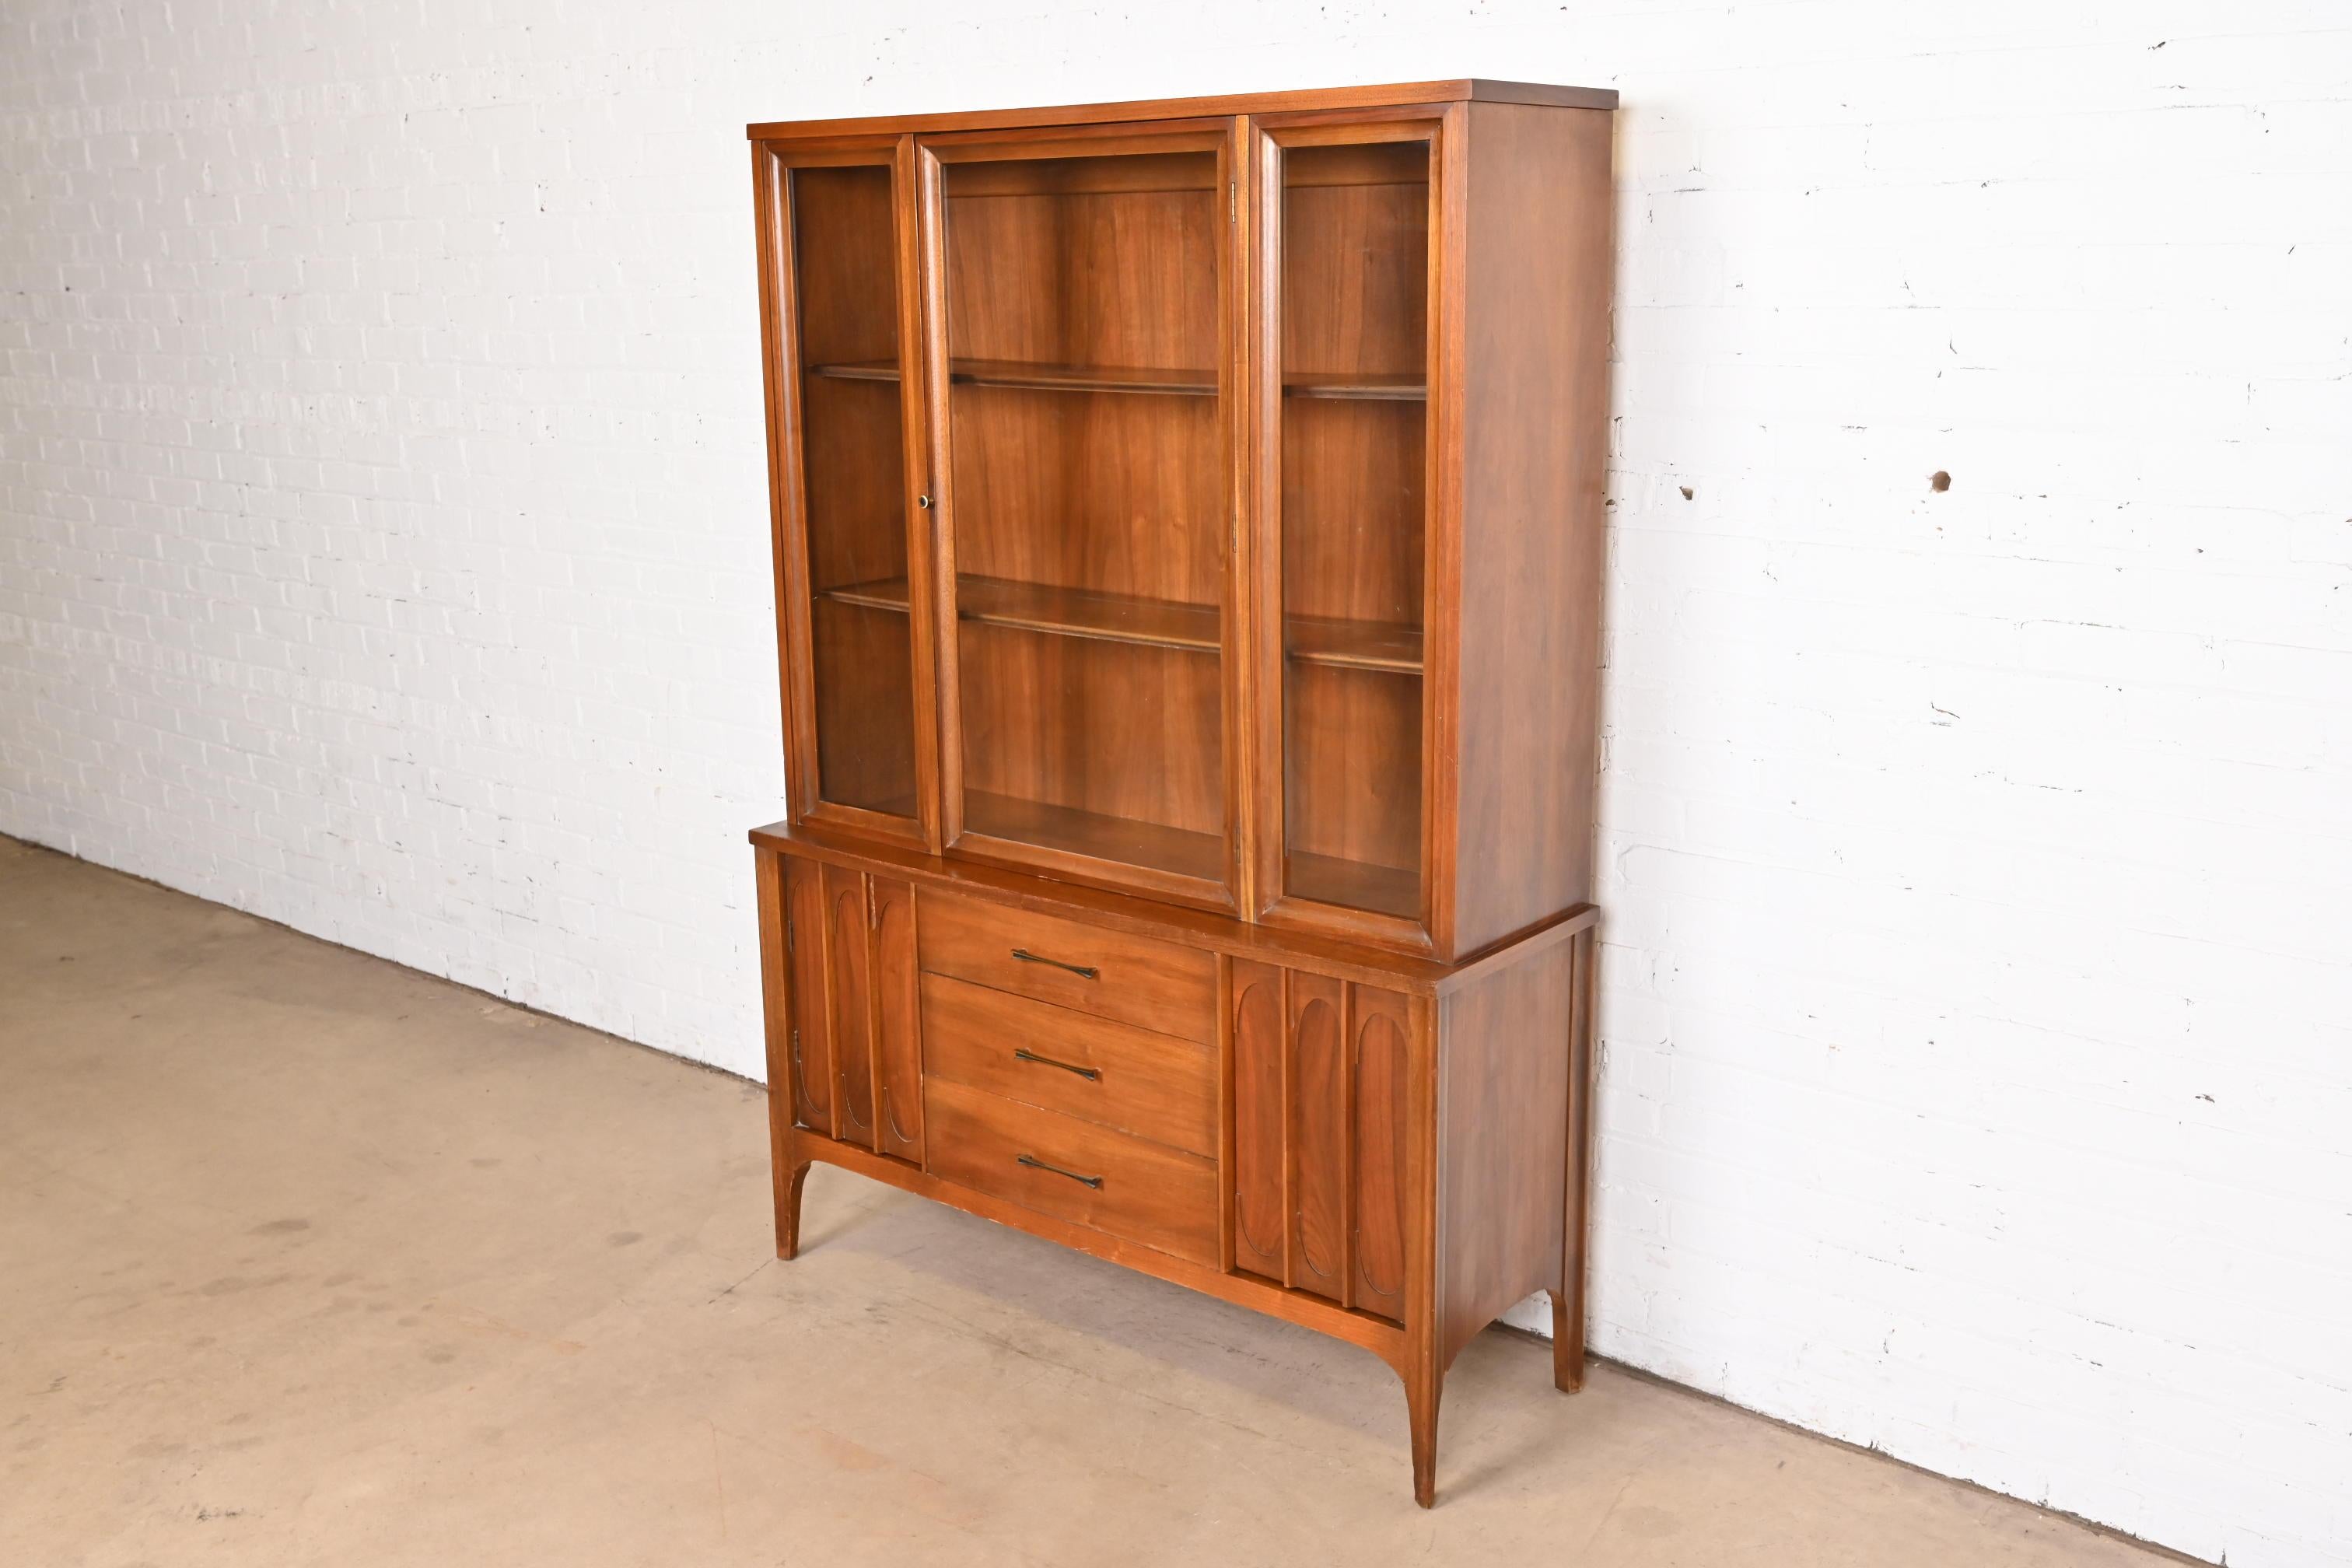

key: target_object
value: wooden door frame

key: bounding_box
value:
[1241,104,1462,960]
[913,117,1250,915]
[751,133,943,854]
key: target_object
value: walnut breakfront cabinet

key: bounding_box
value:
[745,80,1615,1506]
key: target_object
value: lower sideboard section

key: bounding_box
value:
[752,839,1598,1507]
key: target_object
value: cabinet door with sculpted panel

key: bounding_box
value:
[1230,960,1286,1283]
[1287,972,1347,1304]
[1350,984,1412,1323]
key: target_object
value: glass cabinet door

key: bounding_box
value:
[926,131,1234,901]
[1272,130,1433,925]
[772,150,927,832]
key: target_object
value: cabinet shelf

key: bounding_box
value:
[807,360,1425,401]
[1285,851,1421,921]
[964,790,1225,884]
[1283,614,1423,674]
[810,359,1214,396]
[824,575,1214,652]
[821,576,1422,673]
[1281,371,1427,401]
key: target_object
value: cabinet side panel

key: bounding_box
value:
[1288,971,1348,1303]
[872,875,924,1163]
[1350,984,1412,1324]
[1230,959,1286,1281]
[1449,103,1614,953]
[784,856,834,1134]
[1436,936,1574,1373]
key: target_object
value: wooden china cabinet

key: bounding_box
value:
[746,79,1615,1507]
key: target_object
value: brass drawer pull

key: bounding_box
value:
[1016,1153,1104,1189]
[1014,1048,1100,1081]
[1011,947,1097,979]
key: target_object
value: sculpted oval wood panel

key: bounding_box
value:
[1230,967,1284,1279]
[873,880,922,1159]
[829,884,874,1139]
[1352,1002,1409,1320]
[1291,992,1344,1286]
[786,862,831,1130]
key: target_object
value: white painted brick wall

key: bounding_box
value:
[2,3,2347,1562]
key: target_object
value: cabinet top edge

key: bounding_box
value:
[744,79,1618,141]
[749,819,1595,994]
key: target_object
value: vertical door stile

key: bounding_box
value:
[813,861,832,1140]
[893,133,945,854]
[912,138,963,848]
[1421,103,1469,957]
[1216,954,1236,1272]
[902,880,926,1164]
[1224,113,1255,918]
[1289,968,1307,1288]
[1339,980,1356,1312]
[1246,123,1284,922]
[863,873,886,1156]
[757,145,820,822]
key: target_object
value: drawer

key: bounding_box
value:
[916,891,1216,1043]
[923,1078,1216,1264]
[921,972,1216,1157]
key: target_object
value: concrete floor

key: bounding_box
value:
[0,836,2184,1567]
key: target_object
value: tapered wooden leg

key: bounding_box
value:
[1405,1360,1443,1508]
[1552,925,1598,1394]
[756,848,812,1263]
[775,1157,812,1261]
[1548,1286,1585,1392]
